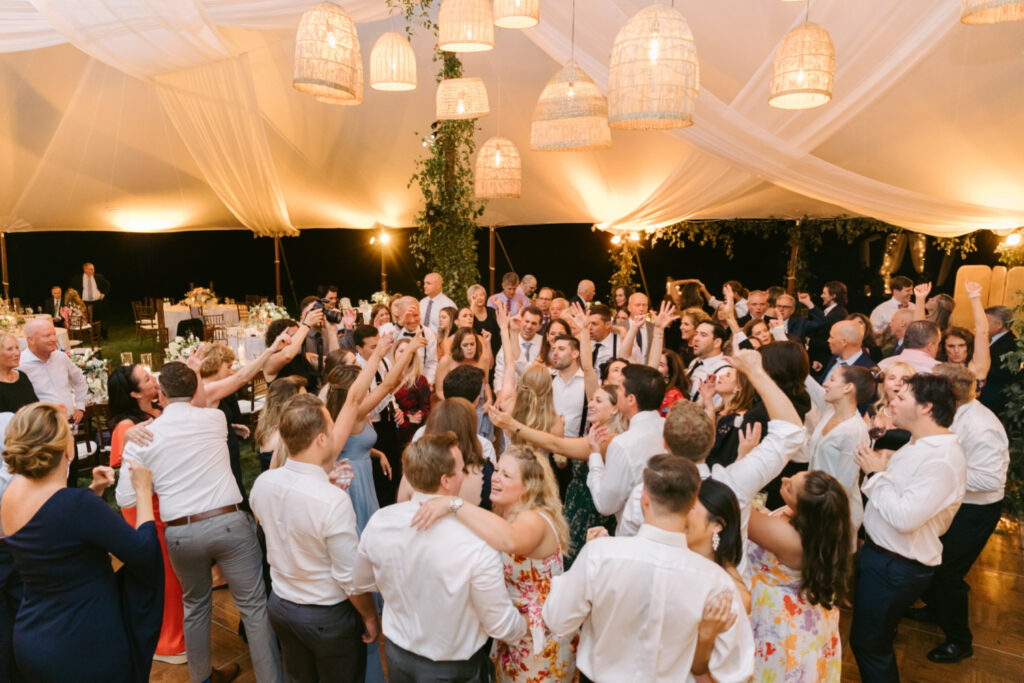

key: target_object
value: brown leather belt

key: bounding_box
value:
[166,504,240,527]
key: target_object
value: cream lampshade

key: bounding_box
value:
[475,137,522,199]
[961,0,1024,23]
[531,62,611,151]
[436,77,490,119]
[369,32,417,91]
[438,0,495,52]
[494,0,540,29]
[768,22,835,110]
[293,2,361,101]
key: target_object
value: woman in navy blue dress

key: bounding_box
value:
[0,402,163,683]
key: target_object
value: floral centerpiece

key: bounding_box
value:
[248,302,290,334]
[72,349,110,403]
[164,334,202,362]
[179,286,218,307]
[370,290,390,305]
[0,299,24,332]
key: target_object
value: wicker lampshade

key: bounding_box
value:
[769,22,835,110]
[369,32,416,91]
[436,77,490,120]
[293,2,361,101]
[961,0,1024,23]
[475,137,521,199]
[438,0,494,52]
[494,0,540,29]
[316,52,364,105]
[607,4,699,130]
[531,63,611,151]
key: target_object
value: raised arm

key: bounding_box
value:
[264,308,320,378]
[487,405,593,461]
[964,281,990,381]
[567,303,599,399]
[411,497,549,556]
[202,332,289,405]
[358,332,423,416]
[333,332,394,449]
[912,282,931,322]
[494,302,518,411]
[618,314,642,360]
[730,349,801,427]
[647,300,680,371]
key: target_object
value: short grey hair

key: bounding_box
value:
[985,305,1013,327]
[397,296,419,317]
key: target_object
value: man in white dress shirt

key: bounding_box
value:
[70,262,111,338]
[353,432,526,680]
[544,455,754,683]
[850,373,966,682]
[118,361,281,683]
[418,272,456,332]
[915,364,1010,664]
[587,365,666,520]
[493,305,543,391]
[616,350,805,577]
[687,322,729,401]
[869,275,913,334]
[19,317,88,484]
[382,297,438,385]
[250,393,380,682]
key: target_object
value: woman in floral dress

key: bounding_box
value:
[746,470,853,682]
[411,445,577,682]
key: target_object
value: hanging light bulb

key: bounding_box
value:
[629,232,640,242]
[293,3,361,101]
[769,22,835,110]
[475,137,521,199]
[1007,232,1023,247]
[611,235,622,245]
[608,4,699,129]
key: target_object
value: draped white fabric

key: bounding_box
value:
[0,0,1022,237]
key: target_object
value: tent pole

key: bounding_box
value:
[635,244,650,300]
[0,232,8,301]
[491,227,499,294]
[381,242,388,294]
[274,235,281,304]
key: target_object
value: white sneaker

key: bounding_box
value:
[153,652,188,665]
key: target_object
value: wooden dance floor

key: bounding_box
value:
[150,520,1024,682]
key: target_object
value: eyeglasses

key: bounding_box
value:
[776,304,794,310]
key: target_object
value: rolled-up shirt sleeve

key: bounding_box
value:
[68,359,89,411]
[469,546,527,643]
[587,439,631,517]
[542,544,593,637]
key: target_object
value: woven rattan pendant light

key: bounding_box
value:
[436,77,490,119]
[438,0,494,52]
[369,32,416,91]
[494,0,540,29]
[316,51,364,105]
[293,2,361,101]
[475,137,521,198]
[768,20,834,109]
[608,4,699,130]
[961,0,1024,23]
[531,63,611,150]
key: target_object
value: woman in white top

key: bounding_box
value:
[808,364,875,542]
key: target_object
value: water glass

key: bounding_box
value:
[140,353,153,371]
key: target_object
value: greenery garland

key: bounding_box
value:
[999,293,1024,521]
[388,0,486,306]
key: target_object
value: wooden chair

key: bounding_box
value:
[245,295,264,307]
[236,304,249,324]
[69,320,103,358]
[74,402,111,470]
[203,313,226,342]
[132,301,161,346]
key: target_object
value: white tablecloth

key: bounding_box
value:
[226,329,267,363]
[16,327,71,352]
[163,304,240,337]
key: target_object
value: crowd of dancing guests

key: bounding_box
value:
[0,268,1015,682]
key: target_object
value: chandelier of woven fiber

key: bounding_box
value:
[531,63,612,151]
[961,0,1024,23]
[608,4,699,130]
[438,0,495,52]
[316,52,363,105]
[475,137,522,199]
[436,77,491,119]
[768,22,835,110]
[494,0,541,29]
[369,32,417,91]
[293,2,361,101]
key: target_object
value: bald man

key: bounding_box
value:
[569,280,595,312]
[419,272,456,332]
[817,320,878,384]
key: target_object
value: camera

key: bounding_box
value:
[312,297,342,325]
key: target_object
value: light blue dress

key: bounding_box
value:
[337,422,385,683]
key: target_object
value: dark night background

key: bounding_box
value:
[4,225,1005,319]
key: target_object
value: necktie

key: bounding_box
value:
[84,276,94,301]
[424,299,434,329]
[522,340,533,362]
[592,342,601,365]
[636,327,644,352]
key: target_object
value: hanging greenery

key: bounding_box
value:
[996,239,1024,268]
[388,0,486,306]
[646,217,978,290]
[998,293,1024,520]
[609,237,642,295]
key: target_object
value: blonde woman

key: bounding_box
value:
[255,375,307,471]
[412,446,577,682]
[869,361,915,452]
[0,332,38,412]
[391,336,431,448]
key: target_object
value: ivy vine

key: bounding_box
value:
[997,292,1024,520]
[387,0,486,306]
[608,238,641,295]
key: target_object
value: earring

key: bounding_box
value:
[712,531,720,552]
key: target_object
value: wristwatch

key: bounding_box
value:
[448,496,464,515]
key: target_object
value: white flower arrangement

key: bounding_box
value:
[179,286,218,307]
[248,302,290,329]
[72,349,110,403]
[164,334,202,362]
[370,290,390,305]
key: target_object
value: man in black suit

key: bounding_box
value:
[69,262,111,339]
[979,305,1017,416]
[770,293,825,344]
[41,285,65,327]
[569,279,595,312]
[808,281,849,368]
[816,320,878,401]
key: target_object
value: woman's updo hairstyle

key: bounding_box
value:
[2,403,71,478]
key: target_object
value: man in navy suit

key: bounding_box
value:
[817,320,878,384]
[770,293,825,344]
[808,281,850,368]
[979,306,1018,416]
[41,285,65,327]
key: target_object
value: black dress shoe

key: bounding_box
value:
[904,605,934,623]
[927,642,973,664]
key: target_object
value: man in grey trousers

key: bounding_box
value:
[119,361,281,683]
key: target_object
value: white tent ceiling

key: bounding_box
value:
[0,0,1022,237]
